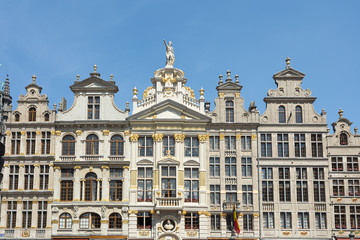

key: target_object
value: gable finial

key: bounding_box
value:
[32,74,36,83]
[235,74,239,83]
[110,74,113,81]
[338,108,343,118]
[76,74,80,81]
[93,64,97,73]
[226,70,232,82]
[218,74,223,85]
[285,57,291,69]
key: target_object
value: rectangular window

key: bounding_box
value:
[242,185,253,205]
[261,134,272,157]
[298,212,309,229]
[9,165,19,190]
[241,136,251,151]
[262,168,273,202]
[225,185,237,202]
[241,157,252,177]
[163,136,175,156]
[311,134,323,157]
[161,166,176,198]
[60,181,73,201]
[210,185,220,205]
[211,214,221,231]
[294,134,306,157]
[61,169,74,178]
[347,157,359,171]
[110,168,123,178]
[41,131,51,154]
[39,165,49,190]
[7,201,17,229]
[243,214,253,231]
[137,167,153,202]
[225,157,236,177]
[313,168,325,202]
[110,180,123,201]
[37,201,47,229]
[184,167,199,202]
[88,96,100,119]
[138,137,153,157]
[333,180,345,196]
[26,131,36,155]
[22,201,32,228]
[277,134,289,157]
[209,136,219,151]
[348,180,360,197]
[279,167,291,202]
[11,132,21,155]
[263,212,274,229]
[350,206,360,229]
[185,137,199,157]
[185,213,199,230]
[332,157,344,171]
[210,157,220,177]
[296,168,308,202]
[24,165,34,190]
[315,212,327,229]
[225,136,236,150]
[335,206,346,229]
[280,212,292,229]
[137,212,152,229]
[226,101,234,123]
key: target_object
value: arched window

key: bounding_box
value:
[295,106,303,123]
[85,173,97,201]
[44,113,50,121]
[79,213,100,229]
[278,106,286,123]
[29,107,36,121]
[226,101,234,122]
[109,213,122,229]
[62,135,75,156]
[340,133,348,145]
[59,213,72,229]
[110,135,124,156]
[86,134,99,155]
[15,113,20,122]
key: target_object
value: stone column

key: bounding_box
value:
[75,130,82,158]
[101,166,110,201]
[48,164,54,191]
[97,179,101,201]
[50,130,56,156]
[198,134,209,205]
[36,130,42,155]
[175,134,185,199]
[152,133,163,203]
[122,166,130,202]
[18,164,25,191]
[102,130,110,160]
[15,198,23,228]
[0,198,8,228]
[129,134,139,205]
[128,210,138,239]
[20,129,26,155]
[81,179,86,201]
[198,212,209,239]
[33,164,40,190]
[2,165,10,190]
[73,166,81,201]
[31,199,39,229]
[53,167,61,201]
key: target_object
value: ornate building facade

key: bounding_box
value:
[0,51,359,240]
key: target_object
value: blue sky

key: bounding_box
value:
[0,0,359,131]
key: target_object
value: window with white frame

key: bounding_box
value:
[277,134,289,157]
[335,206,346,229]
[225,185,237,202]
[11,132,21,155]
[210,185,220,205]
[26,131,36,155]
[311,134,323,157]
[137,167,153,202]
[333,180,345,196]
[279,167,291,202]
[315,212,327,229]
[347,157,359,171]
[22,201,32,228]
[211,214,221,231]
[184,137,199,157]
[24,165,34,190]
[41,131,51,154]
[313,168,325,202]
[225,157,236,177]
[241,157,252,177]
[260,134,272,157]
[40,165,49,190]
[242,185,253,205]
[163,136,175,156]
[241,136,251,151]
[262,168,273,202]
[139,137,153,157]
[296,168,308,202]
[210,157,220,177]
[210,136,219,151]
[280,212,292,229]
[348,180,360,197]
[37,201,47,229]
[332,157,344,171]
[225,136,236,150]
[6,201,17,229]
[243,214,253,231]
[161,166,176,198]
[184,167,199,202]
[298,212,309,229]
[263,212,274,229]
[59,213,72,229]
[137,212,152,229]
[350,206,360,229]
[294,133,306,157]
[88,96,100,119]
[9,165,19,190]
[80,213,100,229]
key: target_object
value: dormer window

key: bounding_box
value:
[226,101,234,122]
[295,106,303,123]
[278,106,286,123]
[88,96,100,119]
[44,113,50,122]
[29,107,36,121]
[340,133,348,145]
[15,113,20,122]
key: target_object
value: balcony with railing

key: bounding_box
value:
[60,156,76,161]
[225,150,236,157]
[36,230,46,238]
[222,201,241,211]
[4,229,14,238]
[108,155,125,161]
[263,203,274,211]
[156,197,182,210]
[80,155,103,161]
[225,177,237,184]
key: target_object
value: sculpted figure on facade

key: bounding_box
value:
[163,39,175,67]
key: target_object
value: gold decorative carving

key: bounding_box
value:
[6,131,11,136]
[128,210,138,215]
[101,166,109,169]
[54,166,61,170]
[19,164,24,167]
[89,166,93,172]
[103,130,110,136]
[219,93,224,98]
[49,164,54,167]
[22,229,30,237]
[4,164,9,167]
[352,198,358,202]
[198,134,209,142]
[123,166,130,169]
[133,87,138,96]
[152,133,163,141]
[235,92,240,98]
[300,232,308,236]
[21,130,26,135]
[253,213,259,217]
[100,220,108,223]
[130,134,139,142]
[36,130,41,135]
[74,166,81,170]
[336,197,343,202]
[124,130,131,136]
[174,134,185,142]
[122,220,129,224]
[187,231,198,237]
[55,130,61,136]
[251,133,257,140]
[72,220,80,223]
[153,114,157,119]
[182,210,187,215]
[51,130,56,135]
[219,133,225,140]
[34,164,40,167]
[282,232,291,235]
[236,133,241,140]
[139,230,150,236]
[75,130,82,136]
[198,211,211,217]
[150,210,156,215]
[181,114,186,119]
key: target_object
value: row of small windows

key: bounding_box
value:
[278,105,303,123]
[59,212,122,229]
[14,108,50,122]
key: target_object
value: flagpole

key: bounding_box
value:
[230,207,236,239]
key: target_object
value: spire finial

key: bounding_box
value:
[235,74,239,83]
[226,70,232,82]
[218,74,223,85]
[338,108,343,118]
[199,87,204,96]
[126,102,129,108]
[110,74,113,81]
[285,57,291,69]
[93,64,97,73]
[355,127,358,134]
[133,87,138,96]
[76,74,80,81]
[32,74,36,83]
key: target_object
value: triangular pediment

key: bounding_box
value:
[70,76,118,93]
[127,99,211,121]
[273,68,305,80]
[216,81,242,91]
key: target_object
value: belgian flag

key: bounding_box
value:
[233,207,240,234]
